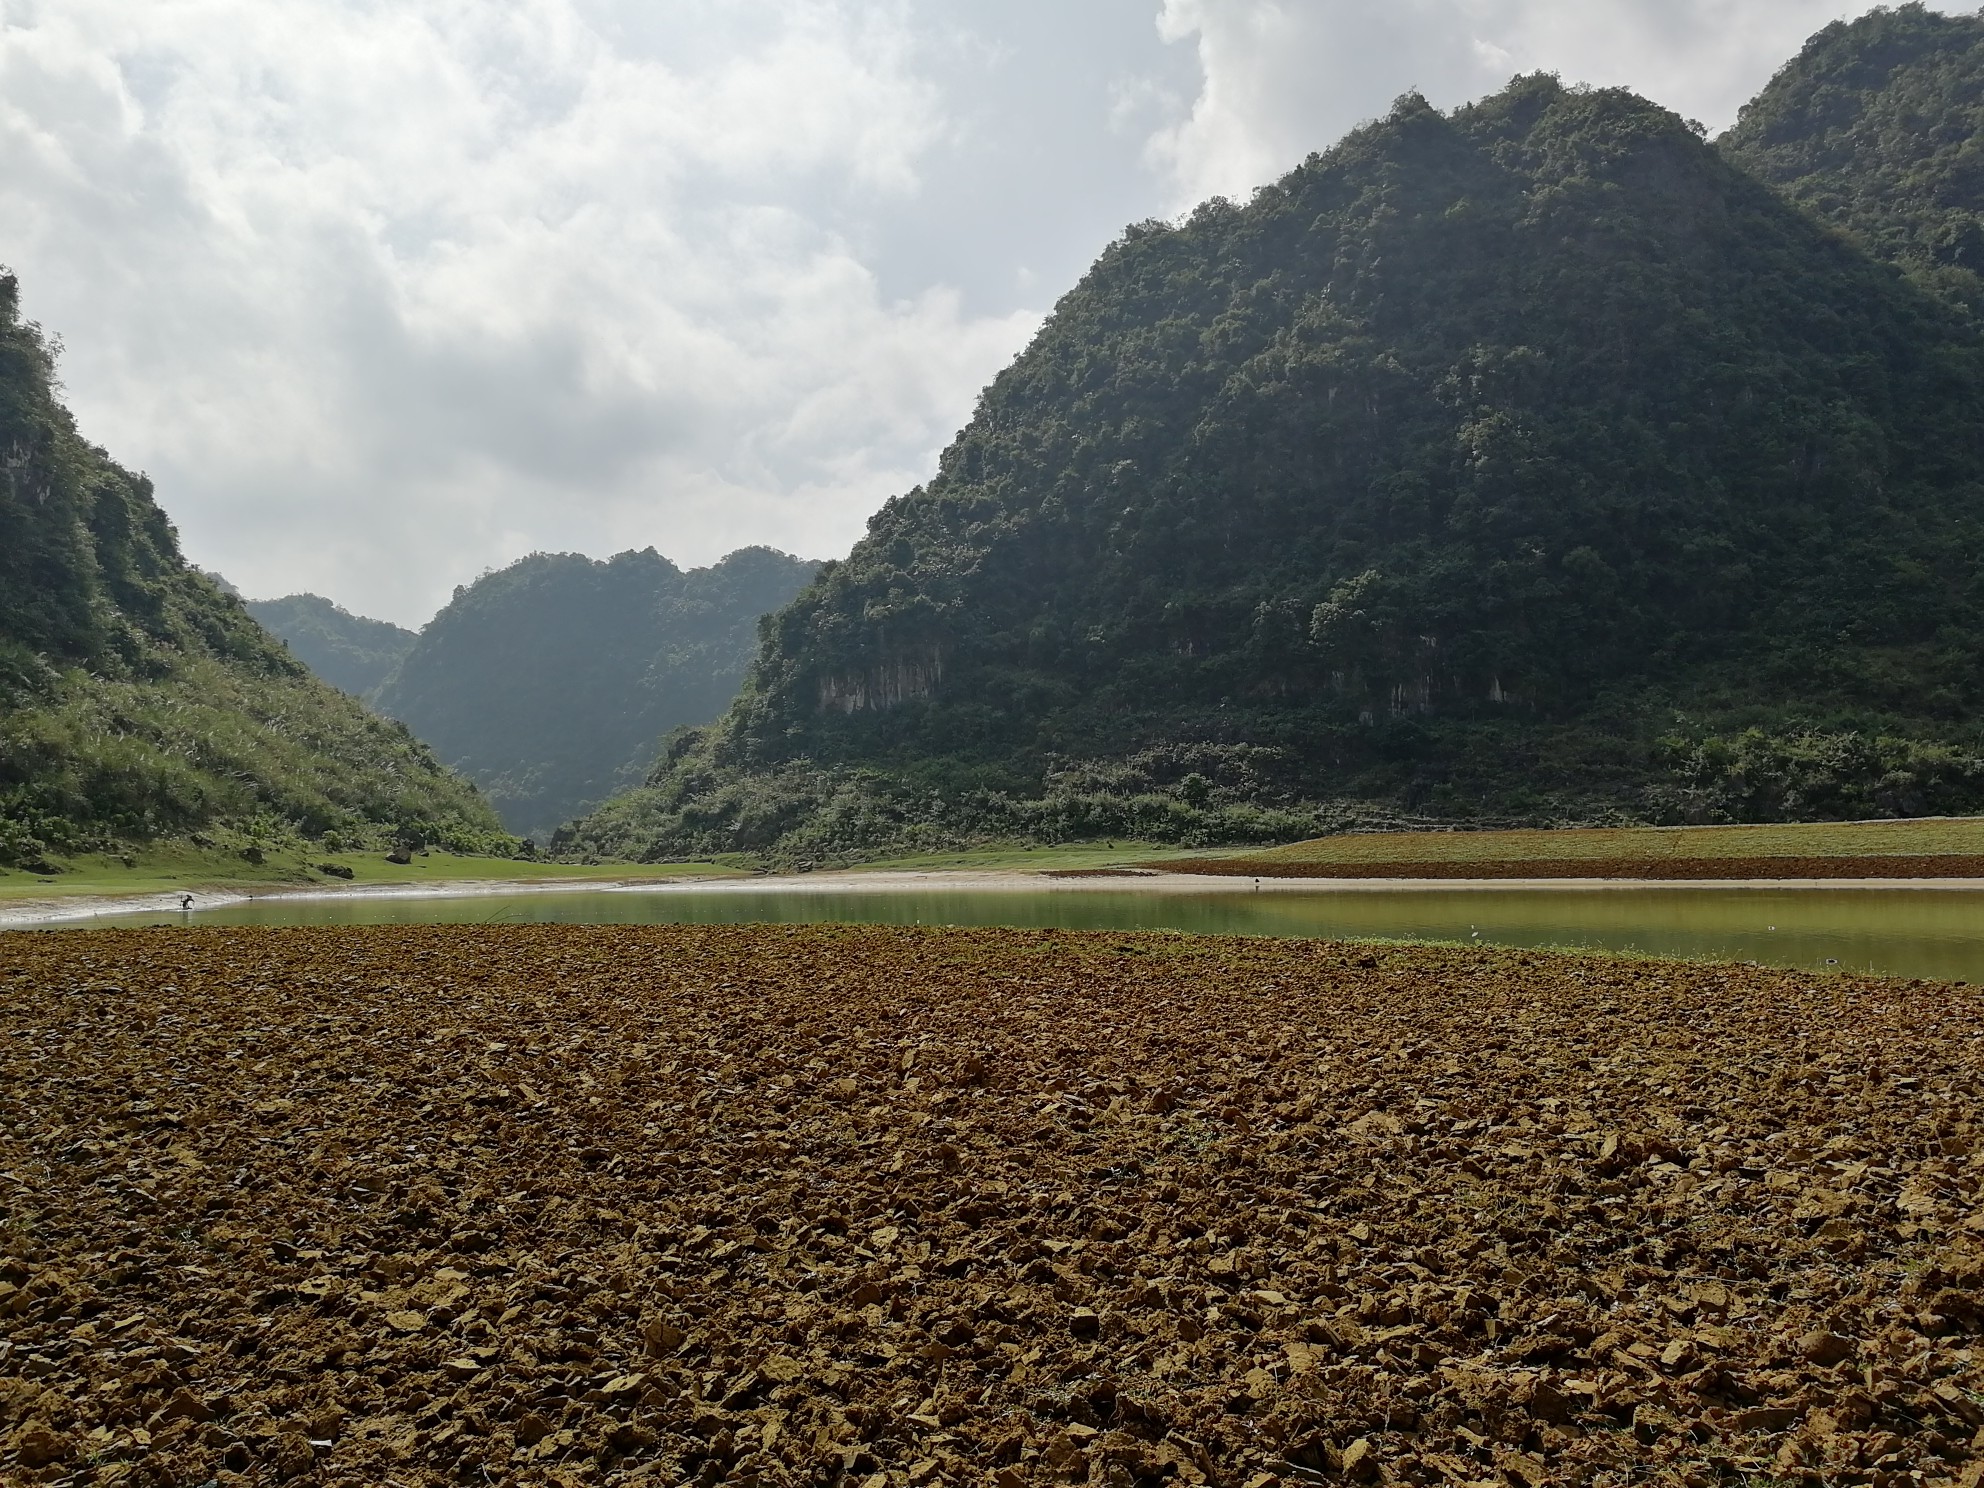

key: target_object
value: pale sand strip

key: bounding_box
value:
[6,866,1984,930]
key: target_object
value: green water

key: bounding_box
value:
[74,882,1984,981]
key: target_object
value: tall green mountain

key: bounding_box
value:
[570,70,1984,862]
[1720,3,1984,316]
[0,271,510,866]
[247,594,416,699]
[372,546,819,839]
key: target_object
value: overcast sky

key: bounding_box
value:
[0,0,1913,625]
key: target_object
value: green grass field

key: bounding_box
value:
[1196,816,1984,868]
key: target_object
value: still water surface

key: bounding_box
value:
[87,881,1984,982]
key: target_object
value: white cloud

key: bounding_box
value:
[0,0,1037,624]
[1147,0,1914,208]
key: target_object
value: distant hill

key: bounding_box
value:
[0,271,509,866]
[372,547,819,839]
[1721,3,1984,316]
[248,594,416,699]
[569,69,1984,863]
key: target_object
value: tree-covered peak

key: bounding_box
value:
[572,66,1984,859]
[1721,3,1984,313]
[373,545,820,837]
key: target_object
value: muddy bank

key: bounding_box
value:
[1,924,1980,1486]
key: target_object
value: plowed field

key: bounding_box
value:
[2,925,1981,1488]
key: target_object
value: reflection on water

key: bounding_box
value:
[75,882,1984,982]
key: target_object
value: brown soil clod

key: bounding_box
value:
[0,923,1980,1487]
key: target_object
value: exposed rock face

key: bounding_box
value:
[817,650,946,714]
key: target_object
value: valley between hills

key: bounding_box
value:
[7,9,1984,1488]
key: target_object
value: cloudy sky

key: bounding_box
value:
[0,0,1909,625]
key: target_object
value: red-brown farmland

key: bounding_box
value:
[1,924,1980,1487]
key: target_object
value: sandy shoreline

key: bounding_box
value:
[6,864,1984,928]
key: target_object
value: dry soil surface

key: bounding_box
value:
[2,924,1982,1488]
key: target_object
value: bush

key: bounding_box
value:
[1649,730,1984,822]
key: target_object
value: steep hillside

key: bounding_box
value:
[247,594,415,698]
[570,74,1984,862]
[0,271,510,866]
[1721,3,1984,315]
[373,547,818,838]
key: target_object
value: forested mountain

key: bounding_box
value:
[569,67,1984,862]
[248,594,415,698]
[1721,3,1984,316]
[372,547,818,838]
[0,271,509,867]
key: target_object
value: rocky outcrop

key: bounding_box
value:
[817,648,945,714]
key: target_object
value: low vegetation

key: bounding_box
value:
[1174,816,1984,880]
[1,925,1979,1485]
[0,846,749,905]
[557,745,1415,866]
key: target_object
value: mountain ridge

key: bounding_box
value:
[1720,2,1984,316]
[248,593,416,700]
[568,61,1984,862]
[373,545,820,838]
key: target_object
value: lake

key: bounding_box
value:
[64,876,1984,982]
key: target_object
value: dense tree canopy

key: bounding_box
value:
[1721,3,1984,316]
[248,594,416,700]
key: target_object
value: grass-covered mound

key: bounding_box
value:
[3,924,1980,1484]
[577,65,1984,862]
[0,271,510,867]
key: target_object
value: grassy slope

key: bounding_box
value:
[1191,815,1984,868]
